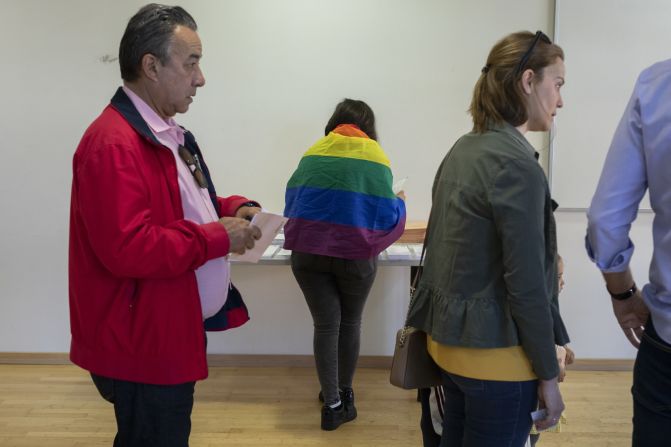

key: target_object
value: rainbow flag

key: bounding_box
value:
[284,125,406,259]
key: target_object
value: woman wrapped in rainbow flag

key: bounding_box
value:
[284,98,406,430]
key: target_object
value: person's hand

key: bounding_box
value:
[396,190,406,201]
[564,345,575,365]
[536,377,565,431]
[235,205,262,222]
[218,217,262,254]
[556,346,567,383]
[612,291,649,348]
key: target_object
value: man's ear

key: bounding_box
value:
[520,68,535,95]
[140,53,161,82]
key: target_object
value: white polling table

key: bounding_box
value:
[204,237,423,357]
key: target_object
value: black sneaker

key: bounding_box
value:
[340,387,357,421]
[321,403,356,431]
[318,389,357,419]
[321,404,344,430]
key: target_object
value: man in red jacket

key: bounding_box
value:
[68,4,261,446]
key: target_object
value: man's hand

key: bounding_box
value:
[603,269,649,348]
[612,291,649,348]
[396,190,406,201]
[536,377,565,431]
[235,205,262,222]
[218,217,262,255]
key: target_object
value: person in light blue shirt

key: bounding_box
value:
[586,59,671,447]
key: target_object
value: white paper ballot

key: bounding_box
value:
[231,212,288,263]
[275,248,293,258]
[392,177,408,194]
[531,409,547,422]
[385,244,411,259]
[530,408,558,432]
[262,245,281,258]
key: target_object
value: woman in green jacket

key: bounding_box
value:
[408,31,569,447]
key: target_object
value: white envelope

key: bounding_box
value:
[231,212,288,263]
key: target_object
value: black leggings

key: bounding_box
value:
[291,251,377,405]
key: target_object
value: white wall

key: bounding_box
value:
[2,0,649,360]
[556,211,651,358]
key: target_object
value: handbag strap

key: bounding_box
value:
[398,215,431,347]
[399,149,457,346]
[408,243,427,308]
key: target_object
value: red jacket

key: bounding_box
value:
[69,88,252,385]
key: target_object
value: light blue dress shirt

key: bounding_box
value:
[586,59,671,345]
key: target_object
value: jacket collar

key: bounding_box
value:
[109,87,221,214]
[110,87,162,147]
[489,121,539,160]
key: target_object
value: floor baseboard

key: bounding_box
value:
[0,353,391,368]
[0,352,634,371]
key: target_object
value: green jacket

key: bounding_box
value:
[407,123,569,380]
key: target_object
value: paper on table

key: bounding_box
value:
[385,244,411,259]
[231,212,288,263]
[392,177,407,194]
[262,245,280,258]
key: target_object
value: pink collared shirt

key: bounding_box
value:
[123,86,230,319]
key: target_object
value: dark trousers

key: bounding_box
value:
[290,251,377,406]
[439,371,537,447]
[91,374,195,447]
[632,319,671,446]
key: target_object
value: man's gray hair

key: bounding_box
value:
[119,3,197,82]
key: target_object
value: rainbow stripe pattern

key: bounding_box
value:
[284,124,406,259]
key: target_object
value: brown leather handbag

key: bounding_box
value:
[390,326,442,389]
[389,244,442,389]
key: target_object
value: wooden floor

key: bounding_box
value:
[0,365,633,446]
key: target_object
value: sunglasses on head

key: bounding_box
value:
[178,145,208,189]
[516,31,552,75]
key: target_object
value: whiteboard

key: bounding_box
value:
[550,0,670,209]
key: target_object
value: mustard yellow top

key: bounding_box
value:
[427,335,537,381]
